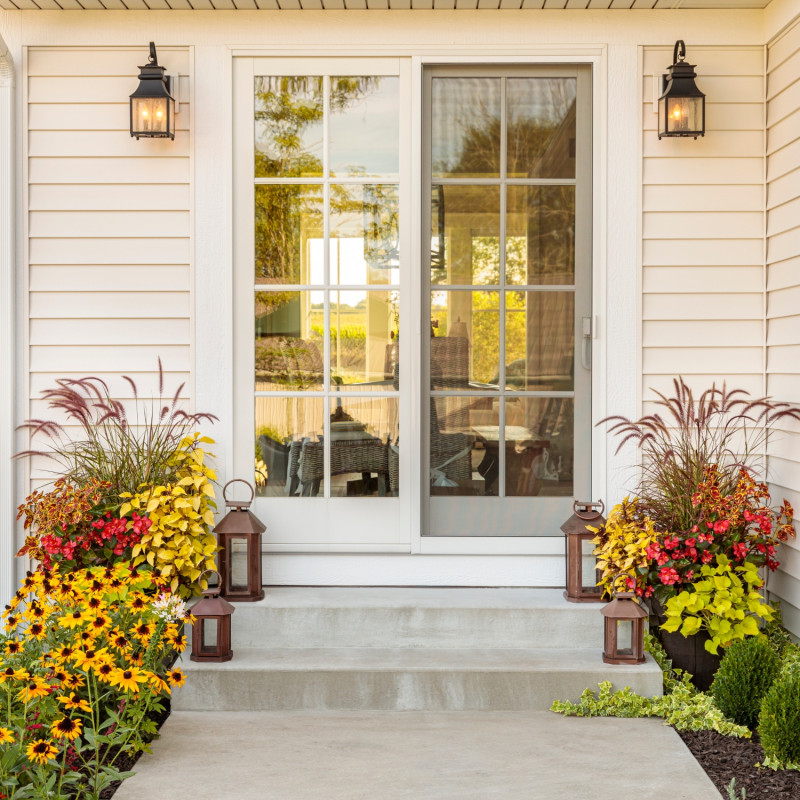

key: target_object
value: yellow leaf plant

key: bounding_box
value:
[590,496,660,598]
[121,434,218,597]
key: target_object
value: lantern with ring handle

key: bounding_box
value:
[214,479,266,602]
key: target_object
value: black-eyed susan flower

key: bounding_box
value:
[4,640,21,656]
[57,692,91,713]
[130,596,146,611]
[0,727,14,744]
[51,716,82,741]
[17,676,51,703]
[60,609,91,629]
[0,666,15,684]
[27,622,46,640]
[90,614,110,633]
[149,674,169,694]
[26,739,57,765]
[72,647,110,672]
[94,662,114,684]
[108,667,147,693]
[64,672,85,690]
[109,630,130,652]
[167,668,186,689]
[133,621,153,640]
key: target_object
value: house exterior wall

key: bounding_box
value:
[0,8,798,602]
[766,15,800,636]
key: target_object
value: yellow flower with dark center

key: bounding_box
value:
[60,609,91,629]
[169,632,187,651]
[27,622,46,640]
[168,668,186,688]
[57,692,91,713]
[110,631,130,652]
[51,716,82,741]
[65,672,85,690]
[90,614,110,633]
[86,596,104,610]
[29,604,45,619]
[130,596,146,611]
[134,621,153,640]
[149,674,169,694]
[26,739,57,765]
[17,676,50,702]
[108,667,147,693]
[4,640,21,656]
[0,727,14,744]
[55,645,75,663]
[51,668,69,685]
[72,647,110,672]
[95,662,114,683]
[4,615,18,631]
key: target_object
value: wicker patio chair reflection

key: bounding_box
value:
[297,438,391,496]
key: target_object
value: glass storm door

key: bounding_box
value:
[424,66,592,537]
[233,58,408,549]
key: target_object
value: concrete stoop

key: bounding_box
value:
[174,588,663,712]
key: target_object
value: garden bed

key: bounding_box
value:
[680,729,800,800]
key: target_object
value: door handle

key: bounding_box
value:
[581,316,592,371]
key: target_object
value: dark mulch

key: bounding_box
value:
[679,729,800,799]
[98,700,171,799]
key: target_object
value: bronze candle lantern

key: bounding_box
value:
[190,572,235,663]
[561,500,606,603]
[214,479,266,602]
[601,592,648,665]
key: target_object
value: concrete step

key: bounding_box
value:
[224,588,607,650]
[174,647,663,712]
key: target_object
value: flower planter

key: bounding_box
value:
[649,598,721,692]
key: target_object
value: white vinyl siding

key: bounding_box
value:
[766,21,800,639]
[25,46,192,478]
[641,45,766,404]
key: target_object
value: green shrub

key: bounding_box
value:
[711,636,780,729]
[758,665,800,768]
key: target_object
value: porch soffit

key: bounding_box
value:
[0,0,774,12]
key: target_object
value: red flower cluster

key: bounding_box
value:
[17,479,153,571]
[642,466,794,600]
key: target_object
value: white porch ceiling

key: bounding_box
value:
[0,0,774,11]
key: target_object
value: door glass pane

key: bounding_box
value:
[331,184,399,285]
[506,186,575,285]
[331,290,397,387]
[255,185,324,285]
[505,291,574,391]
[255,397,324,497]
[506,78,577,180]
[504,397,574,497]
[330,77,400,178]
[329,397,399,497]
[430,291,500,390]
[431,78,501,179]
[430,185,500,286]
[255,76,323,178]
[255,291,323,391]
[430,397,493,496]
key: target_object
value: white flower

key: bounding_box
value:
[151,593,187,622]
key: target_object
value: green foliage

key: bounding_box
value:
[726,778,746,799]
[711,636,780,729]
[551,681,750,737]
[661,555,774,654]
[764,604,794,658]
[551,634,750,737]
[758,664,800,769]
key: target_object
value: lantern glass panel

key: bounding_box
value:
[616,620,633,656]
[667,97,702,134]
[200,618,219,654]
[228,536,250,593]
[132,97,169,135]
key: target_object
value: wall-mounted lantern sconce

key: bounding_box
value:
[658,40,705,140]
[130,42,176,140]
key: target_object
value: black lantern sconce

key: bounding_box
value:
[190,572,235,663]
[601,592,648,666]
[561,500,606,603]
[130,42,176,140]
[214,479,266,603]
[658,40,706,140]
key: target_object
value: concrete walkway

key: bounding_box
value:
[114,711,723,800]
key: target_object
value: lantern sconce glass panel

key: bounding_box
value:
[214,479,266,603]
[130,42,176,140]
[658,40,706,140]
